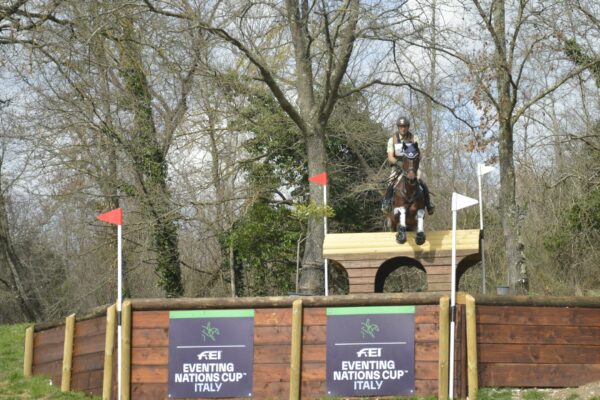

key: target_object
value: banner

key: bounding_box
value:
[168,309,254,398]
[326,306,415,397]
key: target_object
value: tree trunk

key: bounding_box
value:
[493,0,528,294]
[0,187,43,321]
[298,124,327,295]
[118,18,183,297]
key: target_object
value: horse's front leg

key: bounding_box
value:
[395,206,407,244]
[416,209,426,245]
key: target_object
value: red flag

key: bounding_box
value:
[308,172,328,186]
[97,208,123,225]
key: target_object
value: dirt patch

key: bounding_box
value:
[513,381,600,399]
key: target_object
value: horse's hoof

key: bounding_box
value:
[416,232,426,245]
[396,227,407,244]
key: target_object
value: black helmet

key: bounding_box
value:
[396,116,410,127]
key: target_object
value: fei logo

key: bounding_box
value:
[201,321,220,341]
[197,350,222,361]
[356,347,382,358]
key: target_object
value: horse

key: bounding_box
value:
[386,142,426,245]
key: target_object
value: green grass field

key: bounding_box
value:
[0,323,99,399]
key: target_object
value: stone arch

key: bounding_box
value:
[374,257,427,293]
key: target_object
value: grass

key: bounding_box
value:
[0,323,99,399]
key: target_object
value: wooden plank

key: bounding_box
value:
[130,293,443,310]
[34,326,65,346]
[132,311,169,329]
[416,342,439,362]
[254,344,325,364]
[130,328,168,348]
[348,276,376,285]
[71,352,104,374]
[255,326,291,345]
[427,274,451,283]
[416,361,438,380]
[477,306,600,326]
[302,325,326,344]
[131,365,167,384]
[73,317,105,338]
[32,358,62,383]
[33,343,64,365]
[479,343,600,364]
[416,323,440,341]
[479,363,600,388]
[428,282,451,291]
[131,347,168,365]
[477,324,600,345]
[349,283,375,293]
[416,305,439,324]
[71,369,103,394]
[73,333,106,356]
[254,308,291,326]
[424,266,452,275]
[254,363,289,382]
[131,383,166,399]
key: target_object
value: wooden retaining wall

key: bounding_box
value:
[474,295,600,389]
[128,295,446,399]
[26,294,448,399]
[27,294,600,399]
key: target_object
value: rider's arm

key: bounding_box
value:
[387,137,398,165]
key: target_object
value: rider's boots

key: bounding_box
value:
[419,180,435,215]
[381,184,394,213]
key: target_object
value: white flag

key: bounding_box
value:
[478,163,496,176]
[452,192,478,211]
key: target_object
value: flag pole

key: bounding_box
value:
[477,164,495,294]
[323,183,328,296]
[477,165,485,294]
[449,193,478,399]
[449,197,458,399]
[117,223,122,400]
[96,208,123,400]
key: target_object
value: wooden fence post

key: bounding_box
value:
[23,325,34,378]
[466,294,478,400]
[438,296,450,400]
[61,313,76,392]
[103,304,117,400]
[121,300,132,400]
[289,299,303,400]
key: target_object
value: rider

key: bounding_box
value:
[382,116,435,215]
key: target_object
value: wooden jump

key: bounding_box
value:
[323,229,481,294]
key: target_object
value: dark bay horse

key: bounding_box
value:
[386,142,426,245]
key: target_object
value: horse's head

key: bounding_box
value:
[401,142,420,180]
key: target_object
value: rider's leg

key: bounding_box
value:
[381,182,394,213]
[419,179,435,215]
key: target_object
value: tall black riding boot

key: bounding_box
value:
[419,179,435,215]
[381,184,394,213]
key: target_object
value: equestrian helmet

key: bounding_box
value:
[396,116,410,127]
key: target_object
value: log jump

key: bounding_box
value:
[323,229,481,294]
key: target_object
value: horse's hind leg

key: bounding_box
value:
[416,209,426,245]
[395,207,407,244]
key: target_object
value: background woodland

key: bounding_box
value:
[1,0,600,323]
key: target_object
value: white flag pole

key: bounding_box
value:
[117,223,123,400]
[323,184,329,296]
[449,193,478,399]
[477,164,495,294]
[477,165,485,294]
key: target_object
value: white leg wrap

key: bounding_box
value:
[394,207,406,227]
[417,209,425,232]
